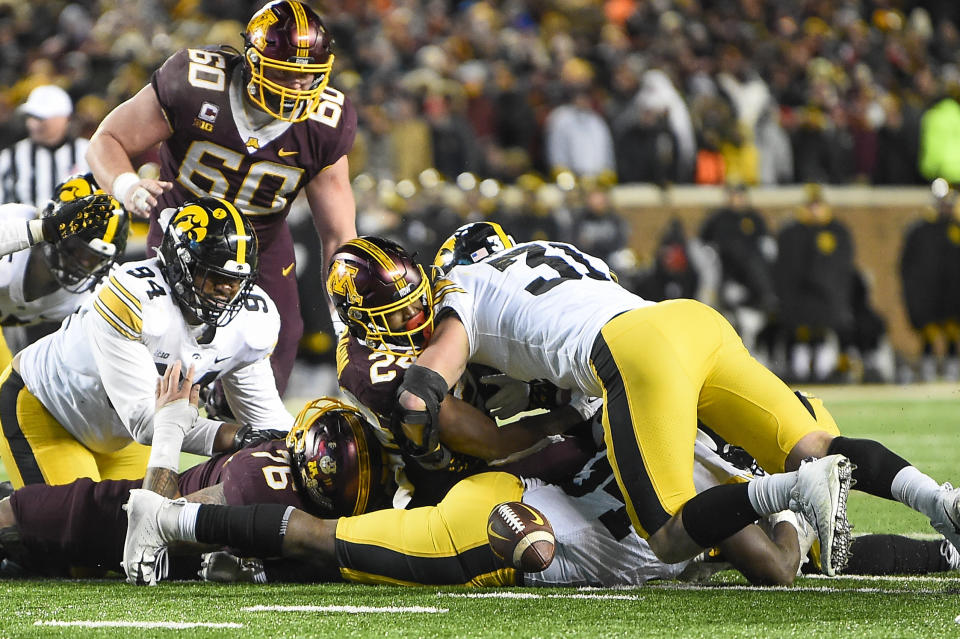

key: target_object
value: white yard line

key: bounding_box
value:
[35,621,242,629]
[440,592,641,600]
[242,605,448,614]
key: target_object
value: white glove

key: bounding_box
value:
[480,373,531,419]
[568,390,603,421]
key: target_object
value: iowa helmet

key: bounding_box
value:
[287,397,389,517]
[243,0,335,123]
[157,197,259,327]
[433,221,515,276]
[327,236,433,356]
[41,174,129,292]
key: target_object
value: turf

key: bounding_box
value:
[1,386,959,638]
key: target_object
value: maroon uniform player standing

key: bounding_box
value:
[86,0,358,395]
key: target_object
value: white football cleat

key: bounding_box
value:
[789,454,854,577]
[930,483,960,556]
[122,489,182,586]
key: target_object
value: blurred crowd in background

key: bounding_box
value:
[2,0,960,187]
[2,0,960,389]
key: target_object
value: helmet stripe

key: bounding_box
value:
[223,200,247,265]
[349,414,371,516]
[290,1,310,58]
[348,238,406,293]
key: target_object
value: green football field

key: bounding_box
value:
[1,385,959,639]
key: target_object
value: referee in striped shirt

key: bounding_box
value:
[0,85,89,206]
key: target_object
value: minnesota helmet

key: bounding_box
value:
[287,397,389,517]
[433,221,515,275]
[41,175,129,292]
[157,197,259,327]
[243,0,335,122]
[327,236,433,356]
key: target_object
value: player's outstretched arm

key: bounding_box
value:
[86,86,173,217]
[305,155,358,331]
[142,360,200,498]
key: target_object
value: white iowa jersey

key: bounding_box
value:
[19,256,293,454]
[435,241,653,397]
[0,203,90,326]
[523,432,751,587]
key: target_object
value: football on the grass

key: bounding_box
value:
[487,501,555,572]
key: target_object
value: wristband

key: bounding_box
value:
[112,172,140,203]
[26,219,44,245]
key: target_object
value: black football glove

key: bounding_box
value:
[231,425,288,451]
[42,193,120,243]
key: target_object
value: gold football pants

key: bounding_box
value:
[0,365,150,488]
[590,299,840,538]
[335,471,523,586]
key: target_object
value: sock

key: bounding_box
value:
[174,502,201,543]
[845,534,949,575]
[193,504,294,557]
[681,483,759,549]
[747,471,798,515]
[827,436,909,499]
[891,466,942,520]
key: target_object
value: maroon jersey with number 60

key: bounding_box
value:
[144,46,357,394]
[149,46,356,240]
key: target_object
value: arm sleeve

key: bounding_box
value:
[432,275,475,357]
[220,357,295,432]
[0,218,35,256]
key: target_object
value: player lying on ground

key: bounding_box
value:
[120,364,960,587]
[1,360,954,583]
[0,360,391,578]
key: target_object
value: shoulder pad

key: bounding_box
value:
[235,284,281,351]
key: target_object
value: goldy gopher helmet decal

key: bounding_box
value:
[327,236,433,356]
[286,397,389,516]
[243,0,335,122]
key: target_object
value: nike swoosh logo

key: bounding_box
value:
[282,262,295,277]
[278,148,298,157]
[214,355,230,364]
[518,503,546,526]
[486,521,511,543]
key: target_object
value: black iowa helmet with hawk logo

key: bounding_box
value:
[326,236,433,355]
[157,197,259,327]
[286,397,390,517]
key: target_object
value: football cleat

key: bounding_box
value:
[930,483,960,555]
[200,551,267,583]
[789,455,854,577]
[121,489,183,586]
